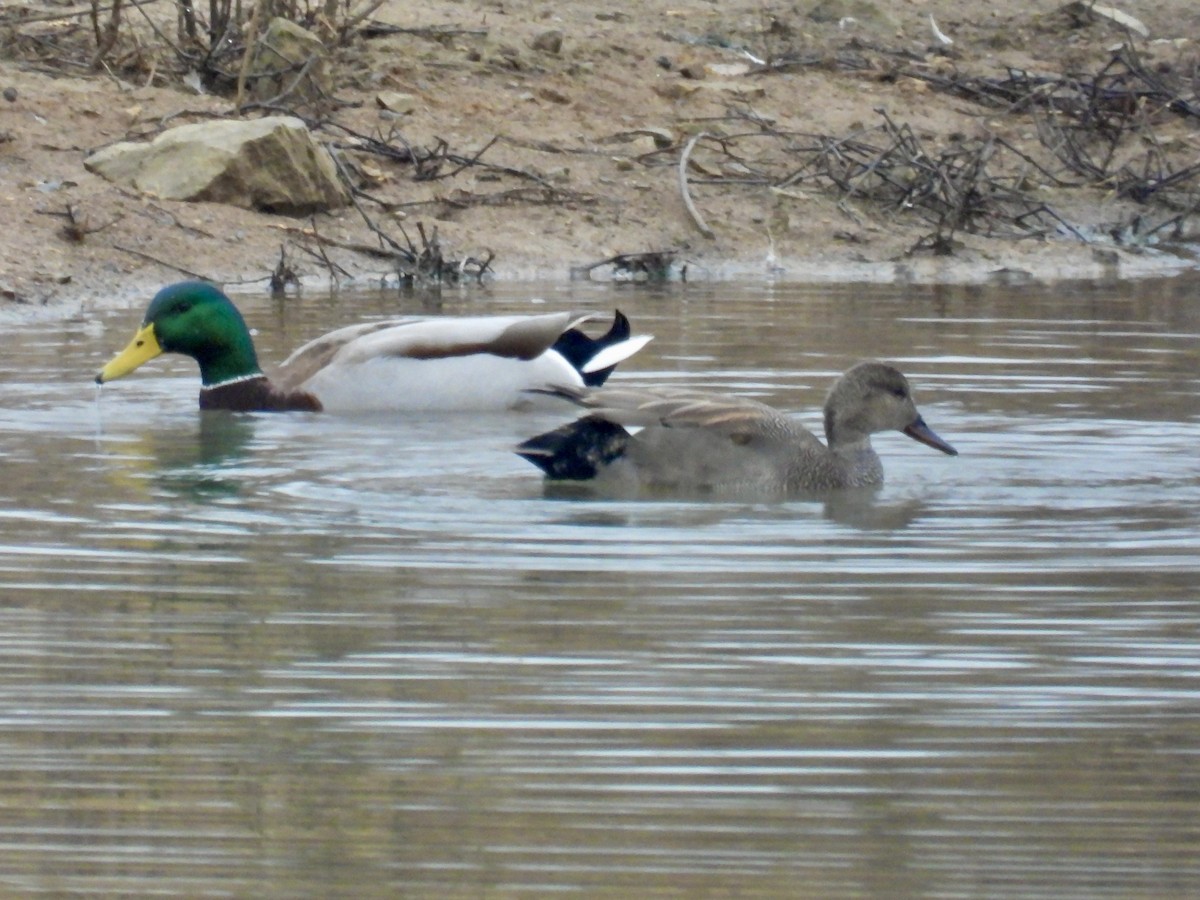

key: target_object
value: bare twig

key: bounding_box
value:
[570,250,679,281]
[297,216,353,280]
[292,245,343,280]
[338,0,388,42]
[679,132,715,239]
[270,243,303,294]
[38,203,123,241]
[274,222,397,257]
[89,0,124,68]
[127,0,192,65]
[238,52,320,111]
[114,244,212,279]
[358,23,488,39]
[235,0,265,110]
[0,0,159,27]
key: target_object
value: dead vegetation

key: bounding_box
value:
[6,1,368,105]
[2,1,512,287]
[655,40,1200,255]
[2,0,1199,288]
[570,251,680,282]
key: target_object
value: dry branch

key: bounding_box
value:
[570,250,679,281]
[114,244,212,279]
[0,0,160,27]
[672,44,1200,253]
[678,132,715,239]
[358,22,488,40]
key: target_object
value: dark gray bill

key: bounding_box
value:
[903,416,958,456]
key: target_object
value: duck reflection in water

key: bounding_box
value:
[97,412,257,502]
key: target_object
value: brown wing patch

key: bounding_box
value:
[284,312,581,375]
[384,322,567,362]
[489,316,584,360]
[399,340,491,360]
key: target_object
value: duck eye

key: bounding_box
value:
[890,386,906,398]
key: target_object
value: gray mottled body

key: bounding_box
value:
[517,362,957,495]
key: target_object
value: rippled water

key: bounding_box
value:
[1,275,1198,896]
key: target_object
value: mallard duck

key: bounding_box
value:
[95,281,652,413]
[517,361,957,494]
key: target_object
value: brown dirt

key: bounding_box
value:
[2,0,1199,308]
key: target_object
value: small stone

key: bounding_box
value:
[695,80,766,99]
[633,127,674,148]
[356,159,386,184]
[652,81,700,100]
[807,0,898,30]
[3,87,17,103]
[537,87,571,104]
[707,62,751,77]
[531,30,563,55]
[630,135,660,155]
[375,91,417,114]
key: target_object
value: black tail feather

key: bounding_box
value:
[516,415,630,480]
[550,310,631,387]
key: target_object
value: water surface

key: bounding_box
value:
[1,275,1198,896]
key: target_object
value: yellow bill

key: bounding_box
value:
[95,323,163,384]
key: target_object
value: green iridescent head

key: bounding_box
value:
[96,281,263,387]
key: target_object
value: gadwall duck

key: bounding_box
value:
[516,361,957,494]
[96,282,652,412]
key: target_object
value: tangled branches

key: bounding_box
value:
[778,112,1060,251]
[4,1,374,114]
[665,43,1200,254]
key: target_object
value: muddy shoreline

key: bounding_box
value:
[2,0,1199,309]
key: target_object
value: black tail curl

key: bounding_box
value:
[549,310,631,387]
[516,415,630,480]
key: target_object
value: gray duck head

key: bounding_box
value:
[823,361,957,455]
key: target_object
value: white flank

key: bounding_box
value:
[302,351,583,413]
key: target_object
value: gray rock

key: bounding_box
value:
[375,91,417,114]
[530,30,563,55]
[807,0,898,30]
[84,115,349,215]
[248,18,328,104]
